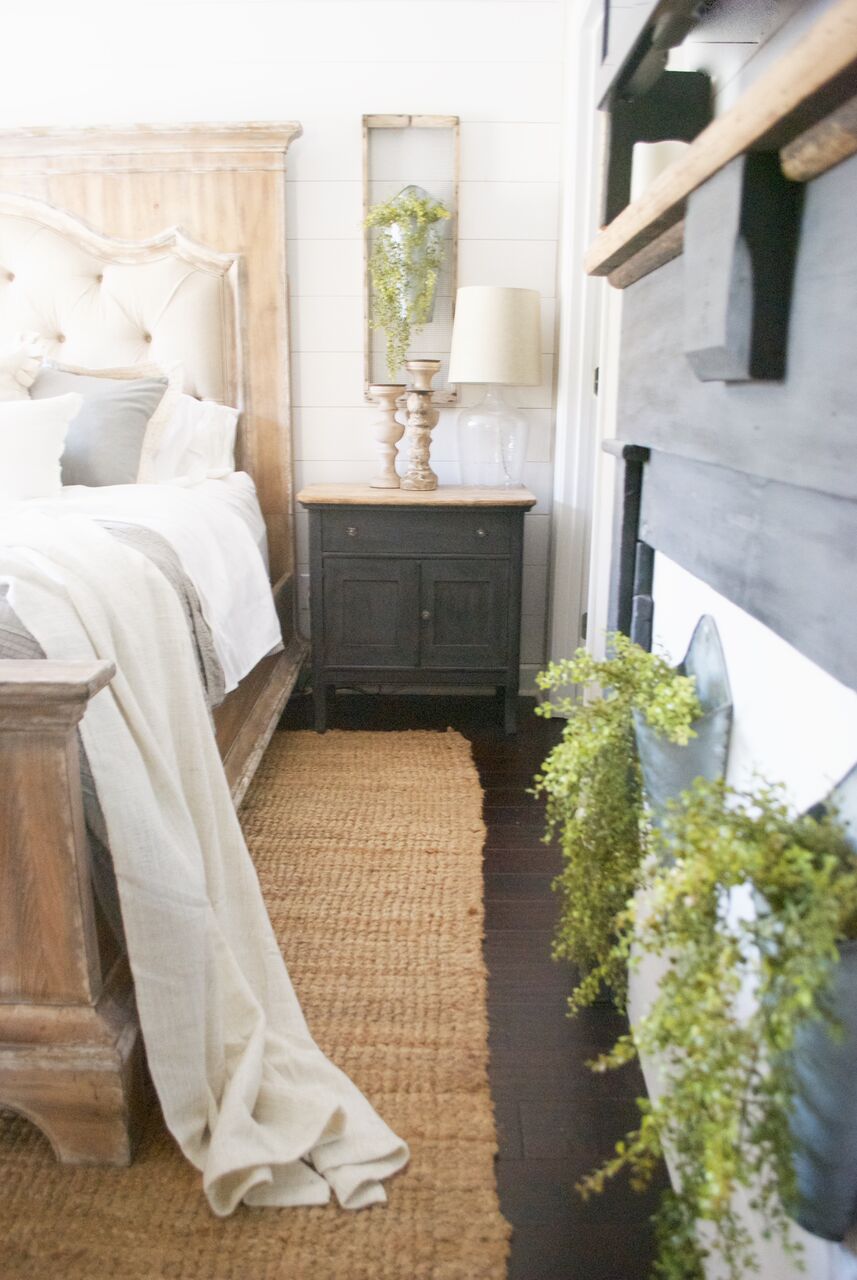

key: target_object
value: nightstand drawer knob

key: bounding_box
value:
[476,527,487,538]
[346,525,358,537]
[421,610,431,621]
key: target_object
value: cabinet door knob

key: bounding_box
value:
[346,525,358,537]
[421,610,431,621]
[476,527,487,538]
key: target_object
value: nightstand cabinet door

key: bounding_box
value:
[323,557,419,668]
[420,559,510,669]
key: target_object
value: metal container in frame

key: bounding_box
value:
[632,613,733,831]
[788,762,857,1242]
[362,114,459,401]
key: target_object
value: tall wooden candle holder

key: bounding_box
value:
[368,384,406,488]
[401,358,441,492]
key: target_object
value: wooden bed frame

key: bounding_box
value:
[0,123,306,1163]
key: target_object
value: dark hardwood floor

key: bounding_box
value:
[280,692,664,1279]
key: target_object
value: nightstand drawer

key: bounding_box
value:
[321,507,512,556]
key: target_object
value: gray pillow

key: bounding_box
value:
[30,368,168,486]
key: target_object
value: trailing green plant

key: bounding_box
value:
[532,634,701,1008]
[575,777,857,1280]
[365,186,451,378]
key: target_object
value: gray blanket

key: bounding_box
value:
[0,518,226,940]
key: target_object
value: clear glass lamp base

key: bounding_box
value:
[456,386,528,488]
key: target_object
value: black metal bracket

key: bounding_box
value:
[603,440,651,639]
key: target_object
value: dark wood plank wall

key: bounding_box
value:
[618,153,857,502]
[615,149,857,690]
[638,451,857,690]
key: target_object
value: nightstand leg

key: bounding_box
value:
[503,684,518,735]
[313,680,330,733]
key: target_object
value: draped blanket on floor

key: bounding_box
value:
[0,510,408,1216]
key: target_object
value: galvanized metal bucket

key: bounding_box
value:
[632,614,733,830]
[788,763,857,1241]
[385,185,443,323]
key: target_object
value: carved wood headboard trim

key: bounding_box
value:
[0,121,303,595]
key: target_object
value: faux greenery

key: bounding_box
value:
[532,634,701,1008]
[537,640,857,1280]
[577,779,857,1279]
[365,186,451,378]
[533,635,857,1277]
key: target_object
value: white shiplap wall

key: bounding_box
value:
[0,0,564,688]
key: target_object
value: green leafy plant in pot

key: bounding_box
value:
[533,633,701,1009]
[786,761,857,1246]
[534,629,857,1277]
[365,185,451,380]
[576,778,857,1279]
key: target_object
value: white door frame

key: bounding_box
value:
[549,0,621,663]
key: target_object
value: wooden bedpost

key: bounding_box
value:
[0,661,150,1164]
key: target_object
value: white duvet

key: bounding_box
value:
[0,509,408,1215]
[23,472,281,693]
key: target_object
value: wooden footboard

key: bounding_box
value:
[0,661,150,1164]
[0,638,306,1165]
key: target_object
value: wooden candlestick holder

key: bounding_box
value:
[401,359,441,492]
[368,384,406,488]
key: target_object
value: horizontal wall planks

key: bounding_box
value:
[639,449,857,693]
[615,150,857,502]
[585,0,857,280]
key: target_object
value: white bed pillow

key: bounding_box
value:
[150,393,239,484]
[31,360,182,481]
[0,393,83,500]
[0,333,45,401]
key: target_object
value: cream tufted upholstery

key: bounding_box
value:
[0,194,240,404]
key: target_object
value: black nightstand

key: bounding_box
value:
[297,484,537,733]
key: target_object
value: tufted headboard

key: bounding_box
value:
[0,192,240,406]
[0,122,302,604]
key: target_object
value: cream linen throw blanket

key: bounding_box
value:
[0,511,408,1215]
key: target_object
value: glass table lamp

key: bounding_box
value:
[448,286,541,487]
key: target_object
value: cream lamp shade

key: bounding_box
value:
[448,286,541,386]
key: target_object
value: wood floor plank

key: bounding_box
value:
[519,1093,643,1162]
[481,807,545,828]
[485,897,560,930]
[484,872,556,899]
[484,848,560,874]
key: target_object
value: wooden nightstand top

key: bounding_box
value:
[297,484,537,509]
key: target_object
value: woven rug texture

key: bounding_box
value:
[0,728,509,1280]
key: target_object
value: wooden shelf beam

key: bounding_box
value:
[585,0,857,283]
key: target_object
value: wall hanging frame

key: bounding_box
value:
[362,113,460,405]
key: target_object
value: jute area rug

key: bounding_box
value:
[0,729,509,1280]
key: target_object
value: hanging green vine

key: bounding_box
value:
[534,635,857,1277]
[365,186,451,379]
[533,634,701,1009]
[576,779,857,1279]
